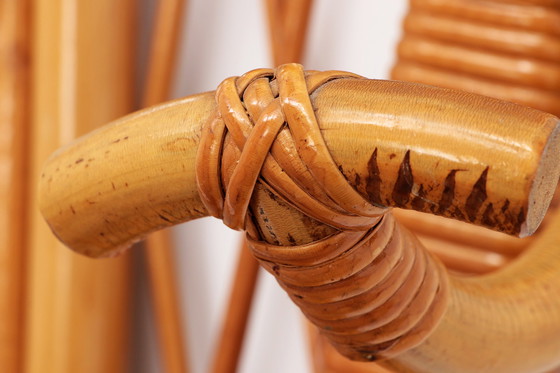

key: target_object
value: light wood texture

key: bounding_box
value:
[39,75,560,256]
[39,65,560,372]
[141,0,189,372]
[39,93,215,257]
[25,1,134,372]
[0,0,30,371]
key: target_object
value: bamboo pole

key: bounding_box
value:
[0,0,30,371]
[25,1,135,372]
[210,2,314,372]
[141,1,189,372]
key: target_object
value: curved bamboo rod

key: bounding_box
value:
[27,1,134,372]
[39,65,560,372]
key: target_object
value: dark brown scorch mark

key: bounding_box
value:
[392,151,413,207]
[366,148,383,206]
[482,203,495,227]
[411,184,427,211]
[436,169,460,215]
[466,167,489,222]
[516,208,525,232]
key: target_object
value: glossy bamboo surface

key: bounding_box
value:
[26,1,134,372]
[39,64,560,371]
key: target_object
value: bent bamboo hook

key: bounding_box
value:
[39,64,560,372]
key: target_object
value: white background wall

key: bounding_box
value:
[132,1,407,372]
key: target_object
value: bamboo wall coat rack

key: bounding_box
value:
[31,0,560,372]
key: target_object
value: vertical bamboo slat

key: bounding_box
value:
[0,1,30,371]
[142,1,189,372]
[25,1,135,372]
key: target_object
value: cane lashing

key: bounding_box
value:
[195,64,450,361]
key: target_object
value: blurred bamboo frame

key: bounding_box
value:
[0,0,30,371]
[210,2,314,372]
[25,1,135,372]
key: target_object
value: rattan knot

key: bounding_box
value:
[195,63,449,362]
[196,63,384,232]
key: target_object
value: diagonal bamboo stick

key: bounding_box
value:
[141,1,189,372]
[25,1,135,372]
[0,1,30,371]
[210,2,314,372]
